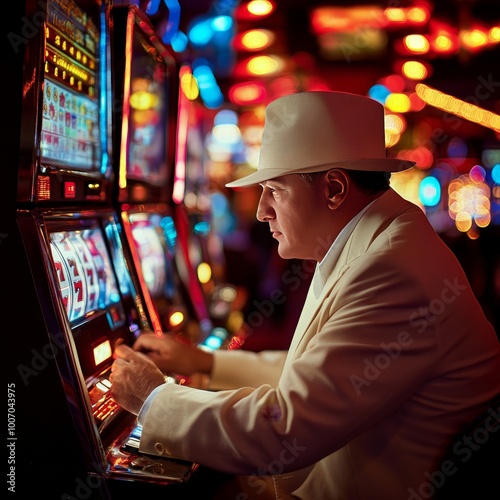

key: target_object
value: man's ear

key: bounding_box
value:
[325,169,349,210]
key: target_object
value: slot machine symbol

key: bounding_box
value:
[50,238,74,321]
[70,232,100,313]
[85,229,121,309]
[54,233,88,321]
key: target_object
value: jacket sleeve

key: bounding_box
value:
[208,349,286,389]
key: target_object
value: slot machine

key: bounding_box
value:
[12,0,197,497]
[110,5,222,351]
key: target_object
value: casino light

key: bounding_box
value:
[432,33,455,53]
[492,165,500,185]
[403,34,430,54]
[193,220,211,236]
[385,93,411,113]
[245,55,283,76]
[419,176,441,207]
[188,18,214,46]
[229,82,267,105]
[379,74,405,92]
[384,5,429,25]
[461,28,488,50]
[211,15,233,32]
[212,124,241,144]
[193,63,224,108]
[129,90,158,110]
[201,334,223,350]
[490,26,500,42]
[482,149,500,169]
[170,30,188,52]
[180,68,199,100]
[145,0,181,45]
[384,113,406,147]
[214,109,238,126]
[416,84,500,132]
[368,83,391,104]
[247,0,274,17]
[160,215,177,252]
[197,262,212,284]
[448,174,491,233]
[236,29,275,51]
[401,60,429,80]
[408,92,426,112]
[169,311,185,327]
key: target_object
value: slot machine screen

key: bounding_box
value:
[128,213,169,298]
[47,219,138,382]
[41,0,103,173]
[50,228,121,323]
[128,212,185,330]
[121,12,175,187]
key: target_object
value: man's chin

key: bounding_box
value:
[277,246,295,260]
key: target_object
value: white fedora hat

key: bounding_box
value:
[226,91,415,188]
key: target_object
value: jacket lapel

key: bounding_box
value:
[283,189,414,368]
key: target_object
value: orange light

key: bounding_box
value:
[169,311,185,327]
[384,6,429,25]
[246,55,283,76]
[247,0,274,17]
[433,34,454,52]
[401,60,429,80]
[461,28,488,49]
[311,6,386,34]
[403,34,430,54]
[229,82,267,105]
[237,29,274,51]
[407,6,429,23]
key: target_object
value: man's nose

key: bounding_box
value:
[256,195,274,222]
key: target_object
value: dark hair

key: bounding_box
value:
[299,169,391,194]
[346,170,391,194]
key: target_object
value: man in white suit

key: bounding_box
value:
[110,91,500,499]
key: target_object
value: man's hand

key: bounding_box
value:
[110,344,166,415]
[133,333,214,376]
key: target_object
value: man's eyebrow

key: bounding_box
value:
[261,177,287,187]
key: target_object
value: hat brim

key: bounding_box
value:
[226,158,416,188]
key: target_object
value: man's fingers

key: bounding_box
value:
[114,343,135,359]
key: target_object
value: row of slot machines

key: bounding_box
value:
[8,0,243,497]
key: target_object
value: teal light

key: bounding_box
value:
[203,335,223,350]
[171,30,188,52]
[368,84,391,104]
[211,15,232,32]
[188,19,213,46]
[194,220,211,236]
[492,164,500,184]
[160,216,177,252]
[193,63,224,108]
[419,176,441,207]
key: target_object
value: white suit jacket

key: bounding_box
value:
[138,189,500,499]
